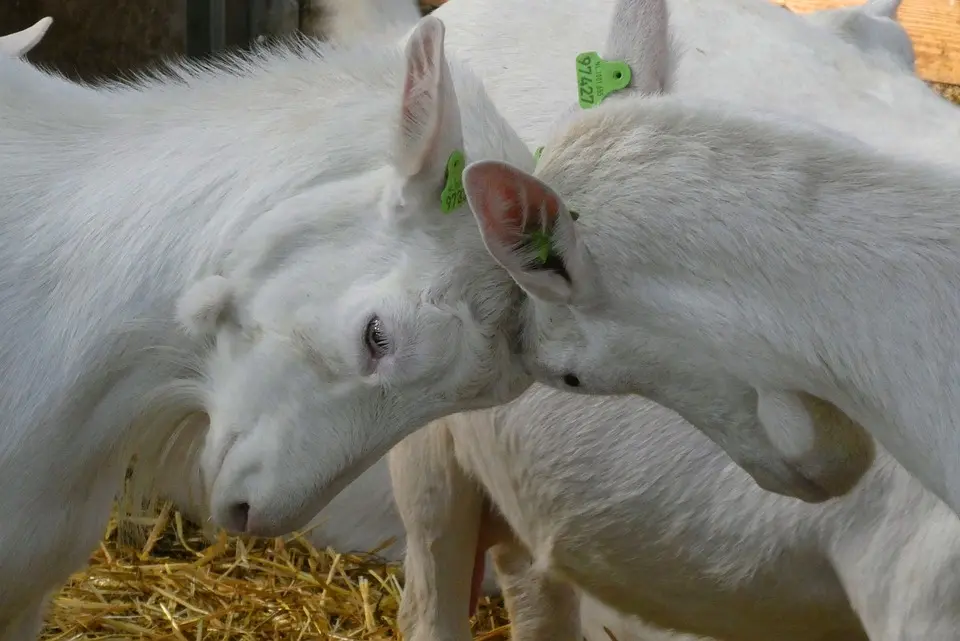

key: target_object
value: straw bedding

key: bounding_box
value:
[933,82,960,105]
[40,504,510,640]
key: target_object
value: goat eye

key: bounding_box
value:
[364,316,391,359]
[563,373,581,388]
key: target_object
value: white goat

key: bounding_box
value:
[393,2,960,641]
[0,16,536,638]
[392,385,960,641]
[158,0,920,602]
[461,0,960,520]
[422,0,960,508]
[0,17,52,58]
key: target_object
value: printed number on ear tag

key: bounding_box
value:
[441,150,467,213]
[576,51,632,110]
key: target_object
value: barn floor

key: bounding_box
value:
[40,506,510,640]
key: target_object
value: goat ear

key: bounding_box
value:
[463,160,594,304]
[392,15,463,179]
[602,0,675,95]
[177,275,234,337]
[384,15,466,222]
[0,16,52,58]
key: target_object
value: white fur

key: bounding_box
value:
[460,0,960,513]
[429,0,955,166]
[0,17,52,58]
[0,17,534,638]
[392,384,960,641]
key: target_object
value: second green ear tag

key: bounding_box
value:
[576,51,631,110]
[528,228,555,265]
[441,150,467,213]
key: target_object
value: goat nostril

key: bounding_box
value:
[229,502,250,532]
[563,373,581,388]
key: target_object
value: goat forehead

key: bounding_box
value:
[521,305,578,361]
[245,233,505,326]
[529,301,582,335]
[529,302,644,362]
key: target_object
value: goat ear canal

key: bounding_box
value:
[531,252,572,284]
[520,227,570,282]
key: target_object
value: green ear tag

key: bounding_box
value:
[441,150,467,213]
[533,146,545,165]
[575,51,632,110]
[528,229,555,264]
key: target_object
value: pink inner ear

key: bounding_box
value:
[467,163,562,249]
[397,19,445,176]
[403,32,434,104]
